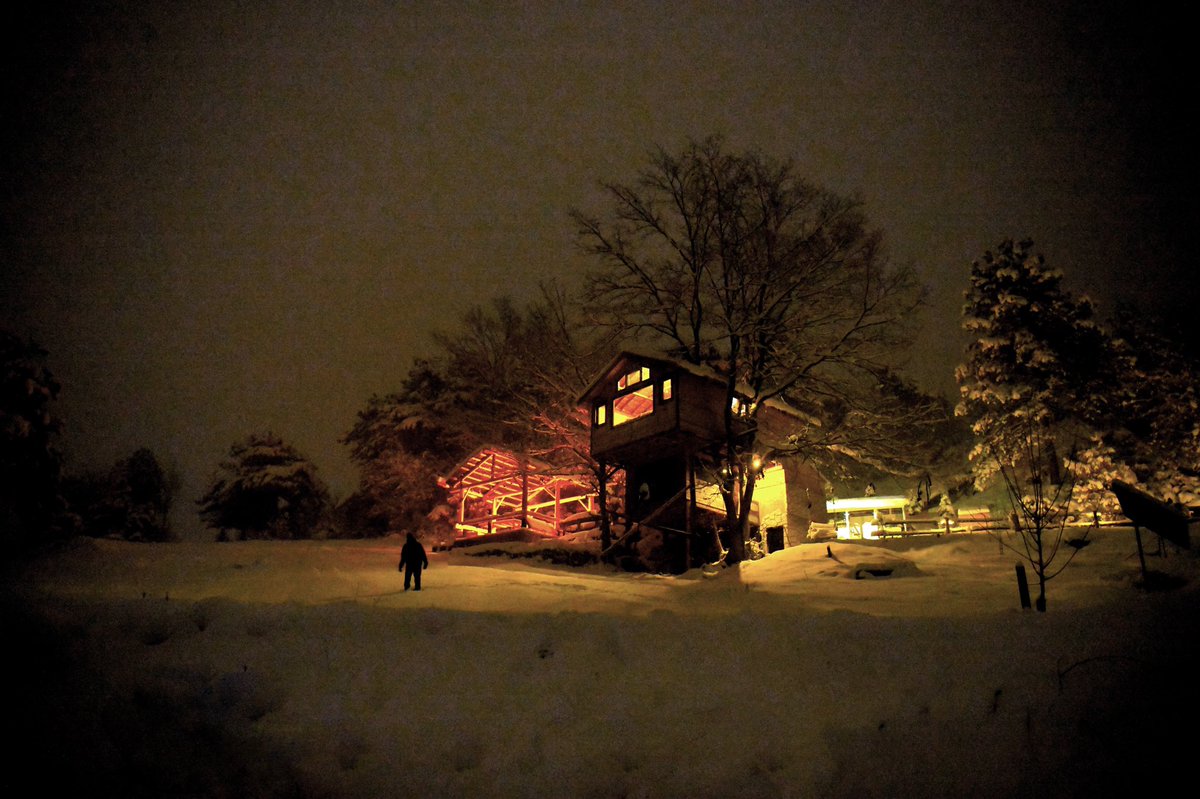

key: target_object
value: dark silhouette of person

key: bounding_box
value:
[398,533,429,591]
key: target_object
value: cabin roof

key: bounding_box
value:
[442,446,545,488]
[441,446,593,495]
[578,350,814,423]
[577,350,682,405]
[827,495,909,512]
[442,445,594,485]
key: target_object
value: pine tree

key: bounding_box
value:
[955,240,1109,487]
[1104,307,1200,504]
[108,448,174,541]
[1067,437,1135,520]
[1,329,62,545]
[198,433,330,540]
[64,448,176,540]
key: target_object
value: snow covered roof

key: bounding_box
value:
[577,350,682,405]
[442,446,548,488]
[827,495,909,512]
[578,350,815,423]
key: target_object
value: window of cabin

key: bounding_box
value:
[612,384,654,426]
[616,366,651,391]
[661,378,673,401]
[594,404,607,426]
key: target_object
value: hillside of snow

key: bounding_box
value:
[6,530,1198,798]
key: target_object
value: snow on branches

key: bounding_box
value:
[198,433,331,540]
[955,240,1108,488]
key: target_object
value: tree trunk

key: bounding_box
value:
[735,465,759,560]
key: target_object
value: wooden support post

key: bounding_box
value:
[520,461,529,529]
[684,456,694,569]
[1134,525,1149,585]
[598,459,611,554]
[553,482,561,536]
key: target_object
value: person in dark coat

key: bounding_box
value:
[398,533,429,591]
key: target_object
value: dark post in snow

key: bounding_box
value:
[1015,563,1032,610]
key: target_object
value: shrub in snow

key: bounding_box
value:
[214,668,281,722]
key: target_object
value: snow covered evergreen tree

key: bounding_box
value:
[1101,307,1200,505]
[64,448,176,541]
[340,367,453,538]
[113,448,175,541]
[198,433,330,540]
[1066,438,1135,520]
[1,329,63,546]
[955,240,1110,488]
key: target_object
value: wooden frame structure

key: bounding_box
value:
[442,447,596,540]
[826,495,909,539]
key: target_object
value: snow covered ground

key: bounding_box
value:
[6,529,1198,798]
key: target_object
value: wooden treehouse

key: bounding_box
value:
[441,447,597,545]
[579,351,827,568]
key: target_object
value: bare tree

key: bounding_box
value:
[995,423,1088,612]
[573,136,924,562]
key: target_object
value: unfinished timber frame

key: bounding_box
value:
[442,447,596,541]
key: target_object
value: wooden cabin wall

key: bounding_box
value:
[782,458,828,546]
[756,405,803,451]
[591,405,676,462]
[625,456,687,523]
[675,375,727,441]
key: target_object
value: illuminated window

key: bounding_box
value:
[616,366,651,391]
[613,384,654,426]
[595,404,607,425]
[661,378,673,401]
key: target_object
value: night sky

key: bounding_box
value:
[3,1,1192,538]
